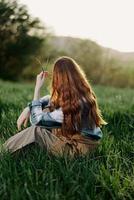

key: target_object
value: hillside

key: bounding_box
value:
[50,36,134,63]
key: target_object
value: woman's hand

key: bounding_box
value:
[33,71,49,101]
[35,71,48,90]
[17,107,30,131]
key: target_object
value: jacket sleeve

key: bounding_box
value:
[29,99,63,128]
[27,94,51,109]
[39,94,51,108]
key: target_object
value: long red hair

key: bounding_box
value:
[49,56,107,137]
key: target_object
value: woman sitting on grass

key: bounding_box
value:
[2,56,107,157]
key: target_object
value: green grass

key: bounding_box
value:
[0,79,134,200]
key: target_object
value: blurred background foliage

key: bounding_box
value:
[0,0,134,87]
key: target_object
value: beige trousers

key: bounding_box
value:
[1,125,100,158]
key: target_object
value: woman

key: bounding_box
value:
[2,56,107,158]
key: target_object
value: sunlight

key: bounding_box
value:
[20,0,134,52]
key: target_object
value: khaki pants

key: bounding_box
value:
[1,125,100,158]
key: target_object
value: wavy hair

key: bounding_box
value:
[49,56,107,137]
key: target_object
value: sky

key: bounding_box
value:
[20,0,134,52]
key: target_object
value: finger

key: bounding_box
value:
[41,73,45,80]
[38,71,44,79]
[44,71,49,77]
[17,118,25,131]
[17,120,22,131]
[39,71,44,76]
[24,118,28,127]
[17,122,21,131]
[41,72,45,78]
[17,119,20,130]
[37,72,43,78]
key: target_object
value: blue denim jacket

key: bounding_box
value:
[28,95,103,140]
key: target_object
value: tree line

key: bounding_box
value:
[0,0,133,88]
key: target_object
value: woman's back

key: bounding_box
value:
[29,95,103,140]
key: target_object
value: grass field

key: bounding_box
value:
[0,79,134,200]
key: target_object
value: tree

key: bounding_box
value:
[0,0,47,80]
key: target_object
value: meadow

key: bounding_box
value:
[0,80,134,200]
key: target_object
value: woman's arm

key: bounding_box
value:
[17,71,49,130]
[29,100,63,128]
[33,71,48,101]
[29,71,63,128]
[27,71,50,108]
[27,94,51,109]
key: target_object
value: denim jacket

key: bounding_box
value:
[28,95,103,140]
